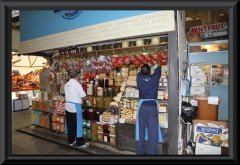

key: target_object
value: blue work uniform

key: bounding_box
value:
[135,66,163,155]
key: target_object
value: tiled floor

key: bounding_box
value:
[11,109,88,155]
[11,109,135,157]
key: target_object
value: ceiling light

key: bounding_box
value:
[186,17,194,21]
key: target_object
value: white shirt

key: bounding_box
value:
[64,79,86,112]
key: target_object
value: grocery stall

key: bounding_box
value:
[19,10,186,154]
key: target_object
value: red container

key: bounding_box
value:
[82,85,87,94]
[103,123,110,133]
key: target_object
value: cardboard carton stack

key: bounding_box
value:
[192,119,228,155]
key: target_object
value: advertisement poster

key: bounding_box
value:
[189,22,228,38]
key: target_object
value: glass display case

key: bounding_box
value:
[188,40,228,54]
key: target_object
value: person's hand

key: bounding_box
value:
[82,96,89,100]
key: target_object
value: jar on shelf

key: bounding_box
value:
[97,87,103,96]
[113,86,120,96]
[114,78,122,86]
[59,123,65,132]
[90,121,97,132]
[96,97,104,108]
[99,78,109,88]
[87,108,96,120]
[87,84,93,96]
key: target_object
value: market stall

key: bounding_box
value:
[19,10,183,154]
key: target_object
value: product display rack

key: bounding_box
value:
[29,32,178,154]
[52,42,169,59]
[31,108,66,134]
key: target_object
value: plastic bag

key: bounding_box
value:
[181,101,198,124]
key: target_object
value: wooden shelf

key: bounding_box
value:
[12,86,40,92]
[52,43,168,58]
[32,109,50,113]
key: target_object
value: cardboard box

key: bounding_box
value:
[127,76,137,81]
[32,99,36,109]
[190,65,206,76]
[192,146,228,155]
[158,106,167,112]
[126,80,137,86]
[190,99,198,106]
[42,101,46,111]
[193,119,228,147]
[195,143,221,155]
[190,86,206,96]
[191,76,207,86]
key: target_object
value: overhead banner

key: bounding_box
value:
[189,22,228,38]
[19,10,175,54]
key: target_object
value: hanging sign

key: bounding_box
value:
[189,22,228,38]
[19,10,175,54]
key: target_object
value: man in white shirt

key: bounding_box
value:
[64,71,89,148]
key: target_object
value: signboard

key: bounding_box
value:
[19,10,175,54]
[189,22,227,38]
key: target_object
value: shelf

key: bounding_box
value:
[91,139,116,147]
[189,50,228,55]
[12,86,40,92]
[211,84,228,87]
[188,39,228,46]
[32,109,49,113]
[49,110,65,116]
[49,129,65,134]
[121,97,168,102]
[118,121,168,128]
[52,43,168,58]
[118,121,135,125]
[32,124,50,129]
[188,40,228,54]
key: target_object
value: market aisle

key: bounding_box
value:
[11,109,88,155]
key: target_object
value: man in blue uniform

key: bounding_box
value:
[135,59,163,155]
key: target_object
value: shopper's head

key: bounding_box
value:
[69,71,79,79]
[141,64,151,75]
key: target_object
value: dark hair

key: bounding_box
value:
[141,64,150,75]
[69,71,79,78]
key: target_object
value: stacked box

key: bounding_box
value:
[192,119,228,155]
[109,124,116,146]
[190,64,207,97]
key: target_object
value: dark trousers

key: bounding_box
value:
[136,101,158,155]
[65,110,85,146]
